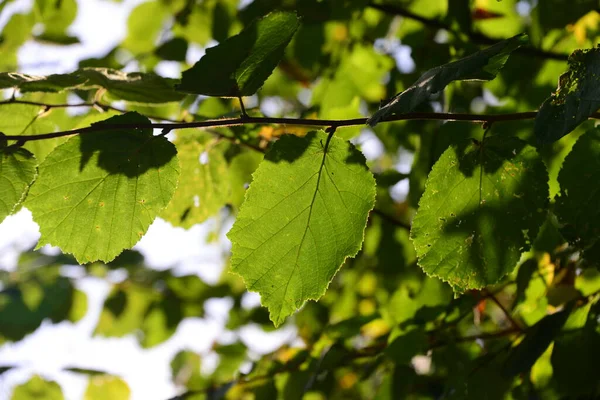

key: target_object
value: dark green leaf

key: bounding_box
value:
[385,329,427,364]
[503,305,573,377]
[411,136,548,292]
[536,47,600,144]
[368,34,528,126]
[177,11,300,97]
[555,127,600,250]
[552,326,600,397]
[155,37,188,62]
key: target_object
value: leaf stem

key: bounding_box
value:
[238,96,249,119]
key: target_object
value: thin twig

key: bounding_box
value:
[485,291,524,332]
[371,208,411,230]
[430,327,522,349]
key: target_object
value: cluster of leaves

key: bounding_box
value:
[1,0,600,399]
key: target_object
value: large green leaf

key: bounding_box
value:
[0,68,185,103]
[367,34,528,126]
[161,134,230,228]
[535,47,600,144]
[177,11,300,97]
[227,131,376,326]
[410,136,548,292]
[25,112,179,263]
[555,127,600,250]
[0,146,37,223]
[11,375,64,400]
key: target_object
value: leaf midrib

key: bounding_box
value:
[281,133,334,312]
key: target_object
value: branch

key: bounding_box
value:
[6,110,600,143]
[368,2,569,61]
[484,290,525,332]
[371,208,411,230]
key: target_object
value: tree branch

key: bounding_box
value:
[368,2,570,61]
[5,109,599,143]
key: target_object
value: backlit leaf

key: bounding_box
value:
[535,47,600,144]
[25,112,179,263]
[227,131,376,326]
[84,375,130,400]
[161,134,230,228]
[410,136,548,292]
[177,11,300,97]
[367,34,527,126]
[94,284,153,338]
[0,146,37,223]
[11,375,64,400]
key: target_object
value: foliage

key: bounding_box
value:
[0,0,599,399]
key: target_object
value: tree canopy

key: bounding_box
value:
[0,0,599,399]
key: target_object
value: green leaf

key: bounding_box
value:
[84,375,130,400]
[385,329,427,364]
[552,325,600,397]
[171,350,205,390]
[161,135,230,228]
[35,0,77,38]
[228,150,263,208]
[555,128,600,251]
[531,0,598,39]
[212,342,248,383]
[140,295,182,348]
[410,136,548,292]
[79,69,185,103]
[0,146,37,223]
[177,11,300,97]
[227,131,376,326]
[0,72,85,92]
[503,304,573,377]
[0,68,185,103]
[25,112,179,263]
[94,284,153,337]
[535,47,600,144]
[367,34,528,126]
[0,104,61,161]
[155,37,188,62]
[11,375,64,400]
[122,0,167,55]
[0,12,35,70]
